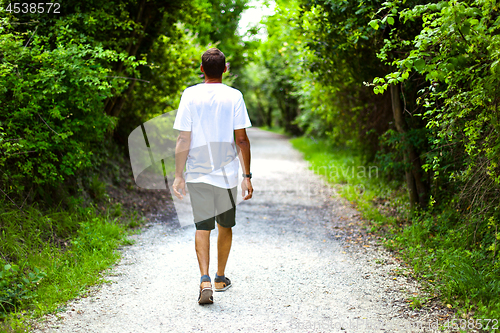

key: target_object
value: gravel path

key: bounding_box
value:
[35,128,453,332]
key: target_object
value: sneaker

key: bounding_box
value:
[198,281,213,304]
[214,274,232,292]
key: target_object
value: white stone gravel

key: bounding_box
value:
[33,128,454,333]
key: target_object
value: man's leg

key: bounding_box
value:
[188,183,216,277]
[187,183,217,304]
[195,224,215,304]
[195,230,211,276]
[196,229,214,304]
[216,224,232,277]
[214,186,237,277]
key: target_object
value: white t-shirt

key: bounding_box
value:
[173,83,252,189]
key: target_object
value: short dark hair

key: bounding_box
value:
[201,48,226,78]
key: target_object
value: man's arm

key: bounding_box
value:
[235,128,253,200]
[172,131,191,199]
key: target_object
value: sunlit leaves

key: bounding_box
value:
[373,0,500,207]
[0,26,128,191]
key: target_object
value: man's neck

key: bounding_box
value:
[204,76,223,84]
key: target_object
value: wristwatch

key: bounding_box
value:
[242,173,252,179]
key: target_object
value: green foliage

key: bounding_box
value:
[373,0,500,205]
[0,0,230,206]
[187,0,252,82]
[290,0,398,154]
[241,0,308,134]
[0,264,46,316]
[375,127,428,179]
[89,175,108,201]
[0,20,139,203]
[393,208,500,320]
[302,0,387,81]
[239,62,277,127]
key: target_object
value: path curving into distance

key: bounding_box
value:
[35,128,450,333]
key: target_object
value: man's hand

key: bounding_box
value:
[241,178,253,200]
[172,177,186,200]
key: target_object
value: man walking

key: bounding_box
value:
[172,48,253,304]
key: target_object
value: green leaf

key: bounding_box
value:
[414,58,426,72]
[369,20,380,30]
[404,59,414,69]
[387,17,395,26]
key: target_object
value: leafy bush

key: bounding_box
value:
[395,208,500,320]
[372,0,500,214]
[0,20,142,204]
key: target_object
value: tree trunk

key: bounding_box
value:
[409,149,428,206]
[266,106,272,127]
[390,84,421,209]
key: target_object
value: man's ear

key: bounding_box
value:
[223,64,227,73]
[200,64,205,73]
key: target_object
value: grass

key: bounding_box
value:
[0,202,135,332]
[290,137,406,232]
[393,210,500,323]
[291,136,500,331]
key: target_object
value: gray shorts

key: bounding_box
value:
[186,182,237,230]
